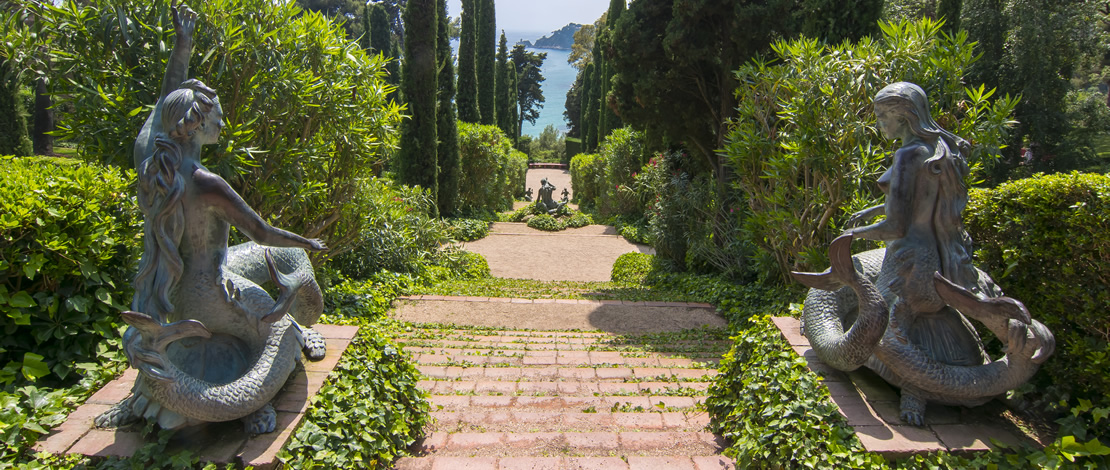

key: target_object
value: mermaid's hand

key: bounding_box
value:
[171,1,197,42]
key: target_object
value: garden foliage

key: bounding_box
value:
[331,179,448,280]
[568,127,645,218]
[965,173,1109,432]
[44,0,403,260]
[0,157,138,387]
[610,252,654,285]
[569,152,603,205]
[723,18,1018,281]
[457,122,527,214]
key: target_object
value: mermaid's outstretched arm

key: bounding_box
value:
[193,168,327,251]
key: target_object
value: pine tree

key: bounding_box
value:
[457,0,479,122]
[436,0,460,216]
[476,0,497,125]
[495,31,514,137]
[397,0,438,198]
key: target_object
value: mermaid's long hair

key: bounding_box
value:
[874,82,979,293]
[132,79,218,322]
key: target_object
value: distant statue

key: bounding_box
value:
[560,188,570,203]
[524,187,533,202]
[95,2,328,435]
[792,82,1053,426]
[536,177,567,215]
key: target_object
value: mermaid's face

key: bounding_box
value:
[197,97,225,145]
[875,104,905,141]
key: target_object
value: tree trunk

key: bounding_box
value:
[33,77,53,156]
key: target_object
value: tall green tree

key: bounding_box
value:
[495,31,515,137]
[580,62,597,150]
[476,0,497,125]
[0,58,32,156]
[457,0,479,122]
[367,3,401,92]
[507,65,519,140]
[592,0,624,146]
[799,0,883,44]
[436,0,459,216]
[609,0,798,187]
[563,70,584,138]
[510,44,546,141]
[937,0,962,33]
[397,0,438,198]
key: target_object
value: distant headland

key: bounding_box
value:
[517,23,582,51]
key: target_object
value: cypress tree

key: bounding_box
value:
[507,65,519,141]
[580,62,597,152]
[369,4,401,92]
[0,59,32,157]
[495,31,514,137]
[595,0,624,145]
[937,0,963,33]
[397,0,438,198]
[457,0,479,122]
[477,0,498,125]
[436,0,460,216]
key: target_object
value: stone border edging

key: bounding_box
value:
[397,295,714,309]
[34,324,360,469]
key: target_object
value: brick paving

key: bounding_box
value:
[393,325,736,469]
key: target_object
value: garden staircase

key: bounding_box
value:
[393,324,736,469]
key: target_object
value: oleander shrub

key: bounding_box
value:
[724,18,1018,282]
[597,127,645,218]
[44,0,402,260]
[965,172,1110,413]
[458,122,527,213]
[330,179,448,280]
[0,157,139,386]
[526,214,566,232]
[610,253,654,284]
[569,152,603,205]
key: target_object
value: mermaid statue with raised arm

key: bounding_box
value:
[94,2,328,434]
[792,82,1054,425]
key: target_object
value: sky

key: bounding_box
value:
[445,0,610,37]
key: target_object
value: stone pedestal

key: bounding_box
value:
[34,324,359,469]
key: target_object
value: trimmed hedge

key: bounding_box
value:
[0,157,139,386]
[965,172,1110,410]
[610,252,653,284]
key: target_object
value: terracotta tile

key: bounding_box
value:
[692,455,737,470]
[33,426,89,454]
[613,413,665,430]
[595,368,634,380]
[85,369,138,405]
[475,381,518,395]
[771,316,809,346]
[853,424,945,457]
[238,412,302,469]
[483,368,523,380]
[311,324,358,340]
[498,457,564,470]
[565,431,619,451]
[558,368,597,380]
[431,456,498,470]
[503,432,561,448]
[69,429,145,458]
[932,424,1027,452]
[627,456,696,470]
[597,382,640,395]
[393,457,433,470]
[565,457,629,469]
[445,432,505,450]
[619,431,680,451]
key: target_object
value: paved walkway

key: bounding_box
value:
[393,320,735,469]
[460,224,654,282]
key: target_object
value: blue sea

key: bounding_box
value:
[452,31,577,137]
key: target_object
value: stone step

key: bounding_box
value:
[431,410,712,433]
[427,395,705,412]
[418,380,711,396]
[404,347,722,366]
[394,455,737,469]
[398,329,726,344]
[412,431,727,457]
[400,341,731,355]
[414,366,718,382]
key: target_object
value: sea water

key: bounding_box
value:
[453,31,576,138]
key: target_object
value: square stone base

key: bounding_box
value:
[771,317,1035,458]
[34,324,359,469]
